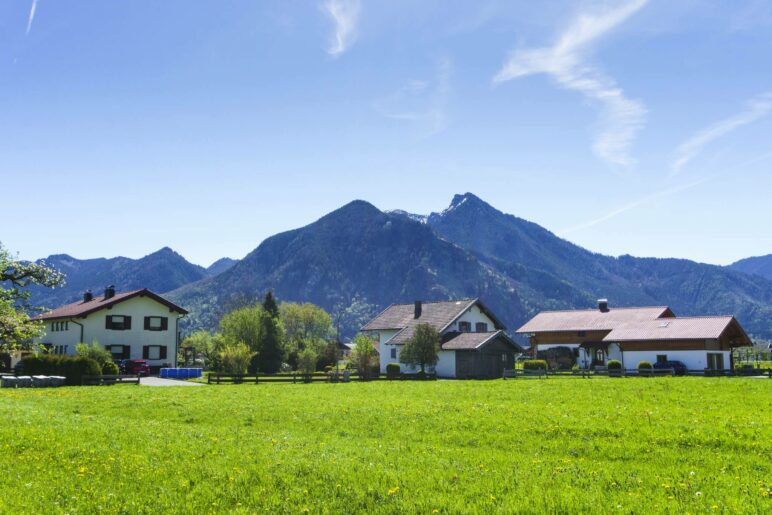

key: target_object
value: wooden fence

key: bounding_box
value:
[207,371,437,384]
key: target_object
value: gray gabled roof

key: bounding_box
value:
[441,330,523,352]
[361,299,507,345]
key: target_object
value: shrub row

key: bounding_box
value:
[19,355,101,386]
[522,360,547,371]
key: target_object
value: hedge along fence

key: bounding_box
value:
[522,360,548,371]
[19,355,101,386]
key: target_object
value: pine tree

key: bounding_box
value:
[256,312,284,374]
[262,290,279,318]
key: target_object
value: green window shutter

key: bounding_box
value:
[142,346,149,359]
[161,317,168,331]
[144,317,150,330]
[124,316,132,330]
[105,316,112,329]
[159,346,167,359]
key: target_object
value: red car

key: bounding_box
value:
[119,359,151,376]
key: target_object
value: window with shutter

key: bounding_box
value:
[144,317,168,331]
[475,322,488,332]
[459,321,472,333]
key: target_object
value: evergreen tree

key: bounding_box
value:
[256,312,284,373]
[262,290,279,318]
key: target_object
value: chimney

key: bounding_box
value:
[104,285,116,299]
[598,298,609,313]
[414,300,422,319]
[83,290,93,302]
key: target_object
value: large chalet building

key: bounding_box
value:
[32,286,188,369]
[516,299,752,371]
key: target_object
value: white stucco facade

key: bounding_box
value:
[535,342,733,371]
[621,350,731,371]
[34,295,184,368]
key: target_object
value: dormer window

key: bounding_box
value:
[459,321,472,332]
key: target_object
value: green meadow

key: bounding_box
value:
[0,378,769,514]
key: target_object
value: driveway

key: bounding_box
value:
[141,377,204,387]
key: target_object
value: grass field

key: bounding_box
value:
[0,378,769,513]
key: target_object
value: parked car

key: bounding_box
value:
[119,359,151,376]
[653,360,687,375]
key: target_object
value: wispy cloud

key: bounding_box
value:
[493,0,647,167]
[560,150,772,235]
[26,0,38,35]
[322,0,361,57]
[671,91,772,176]
[559,178,708,235]
[375,57,452,137]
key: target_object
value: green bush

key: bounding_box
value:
[102,361,120,375]
[607,360,622,370]
[386,363,400,379]
[20,355,101,386]
[637,361,652,370]
[297,348,318,375]
[523,360,548,371]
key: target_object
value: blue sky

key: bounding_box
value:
[1,0,771,267]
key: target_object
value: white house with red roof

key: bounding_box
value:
[361,299,523,378]
[31,286,188,369]
[516,299,752,371]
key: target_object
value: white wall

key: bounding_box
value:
[445,305,496,333]
[622,350,732,371]
[34,296,183,367]
[434,350,456,378]
[374,330,400,373]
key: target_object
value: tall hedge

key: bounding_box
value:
[19,355,101,386]
[523,359,548,371]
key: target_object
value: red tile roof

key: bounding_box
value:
[515,306,673,333]
[32,289,188,320]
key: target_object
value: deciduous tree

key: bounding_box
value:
[0,242,64,351]
[400,323,440,374]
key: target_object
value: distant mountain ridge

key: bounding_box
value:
[729,254,772,281]
[28,247,209,309]
[206,258,239,277]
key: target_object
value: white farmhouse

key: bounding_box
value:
[32,286,188,369]
[516,300,752,371]
[361,299,523,379]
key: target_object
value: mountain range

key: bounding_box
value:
[729,255,772,281]
[28,248,237,308]
[28,194,772,340]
